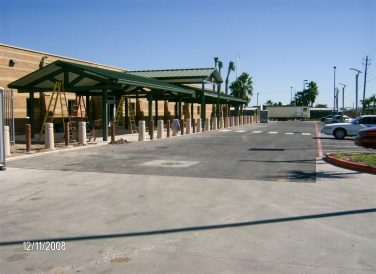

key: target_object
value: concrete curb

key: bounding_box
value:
[323,153,376,174]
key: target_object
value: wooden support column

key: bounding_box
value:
[178,96,182,120]
[86,95,90,120]
[102,89,108,141]
[190,103,194,120]
[148,94,153,123]
[201,84,206,130]
[124,97,129,129]
[29,92,35,137]
[155,99,158,121]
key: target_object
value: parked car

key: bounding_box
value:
[325,114,352,124]
[321,115,376,139]
[354,127,376,148]
[321,115,334,122]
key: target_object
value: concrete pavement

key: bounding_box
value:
[1,122,375,273]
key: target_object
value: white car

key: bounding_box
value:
[325,114,352,124]
[321,115,376,139]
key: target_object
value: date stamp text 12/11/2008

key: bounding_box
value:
[23,241,66,251]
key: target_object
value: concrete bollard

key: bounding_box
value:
[25,124,32,153]
[138,120,146,141]
[157,120,164,139]
[186,119,192,134]
[196,118,201,133]
[239,116,242,126]
[212,118,217,130]
[79,121,87,145]
[219,117,224,129]
[230,117,234,127]
[4,126,11,157]
[251,116,254,124]
[205,118,210,131]
[226,117,230,128]
[45,123,55,150]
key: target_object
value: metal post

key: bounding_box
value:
[201,84,205,131]
[25,124,31,153]
[149,120,154,140]
[110,122,115,144]
[86,95,90,121]
[167,120,170,137]
[64,122,69,146]
[190,103,194,120]
[180,119,184,135]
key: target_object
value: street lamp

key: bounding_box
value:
[350,68,362,116]
[333,66,336,112]
[257,92,259,107]
[338,83,346,113]
[290,86,293,105]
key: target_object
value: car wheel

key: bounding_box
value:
[334,128,346,139]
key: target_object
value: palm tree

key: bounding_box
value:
[369,94,376,114]
[230,72,253,115]
[225,61,235,95]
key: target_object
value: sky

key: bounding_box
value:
[1,0,375,108]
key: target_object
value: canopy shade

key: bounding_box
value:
[8,60,196,96]
[129,68,223,84]
[8,60,246,104]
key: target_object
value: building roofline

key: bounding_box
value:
[0,43,126,72]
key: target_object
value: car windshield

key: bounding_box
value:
[351,117,361,124]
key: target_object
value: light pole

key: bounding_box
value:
[333,66,336,112]
[335,87,340,113]
[338,83,346,113]
[257,92,259,107]
[350,68,362,117]
[290,86,293,105]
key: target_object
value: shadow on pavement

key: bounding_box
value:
[1,208,375,246]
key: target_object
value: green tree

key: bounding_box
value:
[225,61,235,95]
[265,100,274,106]
[230,72,254,114]
[315,103,328,108]
[293,81,319,106]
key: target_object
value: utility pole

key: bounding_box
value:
[338,83,346,113]
[350,68,362,116]
[362,56,371,114]
[257,92,259,107]
[333,66,336,112]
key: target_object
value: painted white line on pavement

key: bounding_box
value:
[302,133,311,136]
[235,130,246,133]
[285,132,294,135]
[219,129,232,132]
[251,131,263,134]
[268,131,278,134]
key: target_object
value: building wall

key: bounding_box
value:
[0,44,217,133]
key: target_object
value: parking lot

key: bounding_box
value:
[1,121,375,273]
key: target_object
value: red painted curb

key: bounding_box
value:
[324,154,376,174]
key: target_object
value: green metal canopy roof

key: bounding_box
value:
[8,60,245,104]
[8,60,196,96]
[129,68,223,84]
